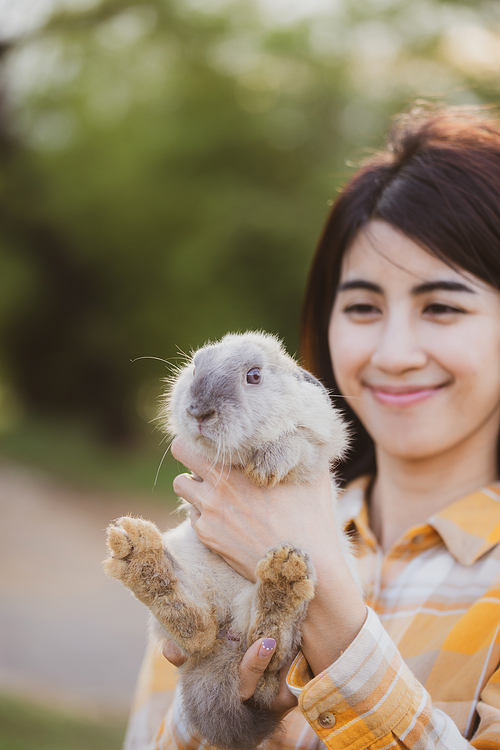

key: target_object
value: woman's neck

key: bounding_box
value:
[369,435,499,553]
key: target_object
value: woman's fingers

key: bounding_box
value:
[162,640,187,667]
[164,634,297,716]
[171,437,212,479]
[171,437,214,510]
[272,657,299,715]
[163,634,276,694]
[239,638,277,701]
[172,472,204,506]
[239,639,298,715]
[189,503,201,526]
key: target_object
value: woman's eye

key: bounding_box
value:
[246,367,262,385]
[343,303,380,317]
[424,303,465,316]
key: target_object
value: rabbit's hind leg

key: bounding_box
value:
[104,516,217,656]
[247,543,315,704]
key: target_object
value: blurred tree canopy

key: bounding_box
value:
[0,0,499,443]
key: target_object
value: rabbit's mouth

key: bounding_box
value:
[188,417,220,446]
[193,416,217,438]
[190,419,248,457]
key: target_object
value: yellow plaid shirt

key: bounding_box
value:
[124,480,500,750]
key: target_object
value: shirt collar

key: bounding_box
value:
[429,484,500,566]
[340,477,500,567]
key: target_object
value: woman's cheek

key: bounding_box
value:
[331,333,371,396]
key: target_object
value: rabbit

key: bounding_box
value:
[104,331,359,750]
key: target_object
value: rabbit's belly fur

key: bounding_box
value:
[155,521,256,641]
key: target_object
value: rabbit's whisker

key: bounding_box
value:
[207,441,222,475]
[333,394,362,401]
[234,445,245,468]
[225,444,233,480]
[153,439,174,489]
[131,355,171,365]
[205,443,226,497]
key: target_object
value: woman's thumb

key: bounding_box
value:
[239,638,276,701]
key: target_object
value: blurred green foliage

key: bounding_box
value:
[0,0,499,468]
[0,692,126,750]
[0,415,180,497]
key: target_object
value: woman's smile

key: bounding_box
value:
[364,383,448,407]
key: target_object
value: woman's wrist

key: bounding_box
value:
[300,552,367,675]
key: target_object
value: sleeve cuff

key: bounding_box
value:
[287,607,427,750]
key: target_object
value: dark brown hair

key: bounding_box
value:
[301,103,500,484]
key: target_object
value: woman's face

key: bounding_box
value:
[329,220,500,464]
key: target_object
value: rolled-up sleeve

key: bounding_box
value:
[287,608,481,749]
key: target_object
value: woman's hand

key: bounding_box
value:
[171,436,367,675]
[163,639,297,717]
[171,437,338,582]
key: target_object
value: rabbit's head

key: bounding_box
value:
[161,332,335,463]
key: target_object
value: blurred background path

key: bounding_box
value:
[0,459,175,720]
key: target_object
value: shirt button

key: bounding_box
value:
[413,534,425,544]
[318,711,336,728]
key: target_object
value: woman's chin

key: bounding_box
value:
[373,435,450,463]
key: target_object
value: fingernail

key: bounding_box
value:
[259,638,276,658]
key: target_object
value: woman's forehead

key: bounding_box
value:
[340,220,485,292]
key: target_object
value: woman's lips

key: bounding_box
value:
[367,385,445,406]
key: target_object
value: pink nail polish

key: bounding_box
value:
[259,638,276,657]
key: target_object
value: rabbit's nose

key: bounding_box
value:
[187,405,216,423]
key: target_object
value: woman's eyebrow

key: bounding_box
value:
[411,280,477,295]
[336,279,477,295]
[336,280,382,293]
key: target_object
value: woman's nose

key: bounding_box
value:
[370,316,427,374]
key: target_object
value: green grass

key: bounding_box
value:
[0,416,180,504]
[0,693,127,750]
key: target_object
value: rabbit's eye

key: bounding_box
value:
[246,367,261,385]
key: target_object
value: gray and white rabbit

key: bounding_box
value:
[104,331,358,750]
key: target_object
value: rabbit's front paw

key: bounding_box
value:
[257,543,315,601]
[247,544,315,678]
[104,516,218,656]
[104,516,172,599]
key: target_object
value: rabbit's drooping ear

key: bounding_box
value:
[298,367,328,395]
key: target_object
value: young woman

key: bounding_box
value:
[125,104,500,749]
